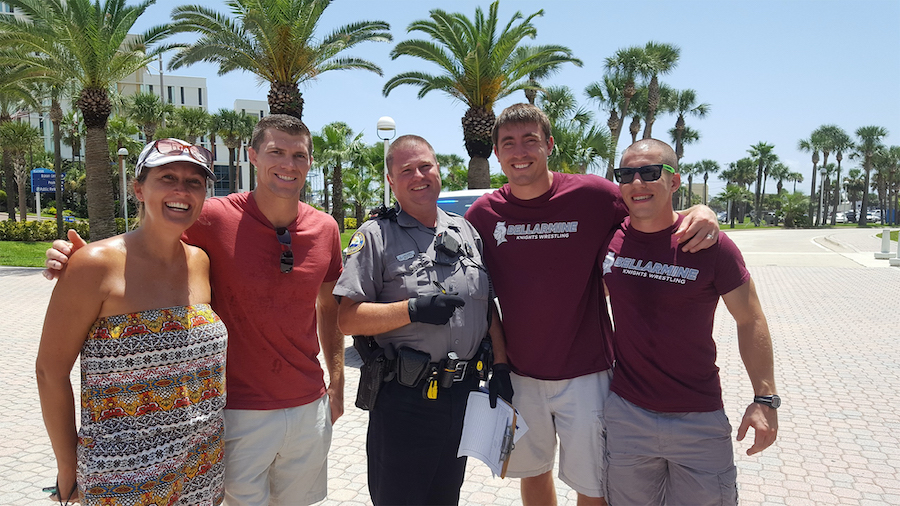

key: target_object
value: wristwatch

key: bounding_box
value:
[753,394,781,409]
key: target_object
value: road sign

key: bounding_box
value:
[30,168,60,193]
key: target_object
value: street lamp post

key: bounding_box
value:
[118,147,129,232]
[376,116,396,207]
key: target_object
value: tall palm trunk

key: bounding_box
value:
[79,86,116,240]
[2,112,13,221]
[858,164,872,227]
[268,81,304,119]
[629,115,640,144]
[642,75,659,139]
[3,145,13,221]
[227,147,237,194]
[84,126,116,239]
[830,153,843,226]
[703,173,710,205]
[604,110,621,180]
[51,98,65,238]
[463,107,494,189]
[16,161,26,221]
[332,161,344,232]
[808,160,818,227]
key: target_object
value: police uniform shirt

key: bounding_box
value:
[334,208,490,362]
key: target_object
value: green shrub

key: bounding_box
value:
[344,217,358,229]
[0,219,90,241]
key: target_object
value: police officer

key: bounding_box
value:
[334,135,508,505]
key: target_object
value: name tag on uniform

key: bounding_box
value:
[396,250,415,262]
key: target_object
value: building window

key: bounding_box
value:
[39,117,45,135]
[167,86,173,104]
[148,84,153,94]
[180,87,185,104]
[2,3,14,13]
[198,89,203,106]
[259,110,264,118]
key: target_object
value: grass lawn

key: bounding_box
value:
[0,240,53,267]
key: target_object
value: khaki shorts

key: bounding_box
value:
[223,395,332,506]
[505,370,611,498]
[604,392,738,505]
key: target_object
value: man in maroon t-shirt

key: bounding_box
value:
[602,139,778,505]
[466,104,721,506]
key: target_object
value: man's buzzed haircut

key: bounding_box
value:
[621,138,679,171]
[492,103,553,146]
[385,134,436,175]
[250,114,313,154]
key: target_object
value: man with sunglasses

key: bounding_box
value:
[334,135,504,505]
[465,104,720,506]
[601,139,778,505]
[44,117,345,506]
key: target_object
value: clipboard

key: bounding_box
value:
[499,409,517,478]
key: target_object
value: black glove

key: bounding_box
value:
[408,294,466,325]
[489,363,514,408]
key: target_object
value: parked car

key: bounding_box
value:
[717,211,728,223]
[833,212,847,223]
[845,210,857,223]
[436,188,497,216]
[866,212,879,223]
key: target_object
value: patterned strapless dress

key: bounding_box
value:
[77,304,227,506]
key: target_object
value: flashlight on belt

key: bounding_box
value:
[439,352,459,389]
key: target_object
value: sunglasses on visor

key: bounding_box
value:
[143,138,213,166]
[613,164,675,184]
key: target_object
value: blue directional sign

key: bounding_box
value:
[30,168,60,193]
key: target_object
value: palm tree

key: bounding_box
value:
[720,157,756,222]
[515,45,575,105]
[640,41,680,140]
[843,169,864,217]
[669,89,710,160]
[584,74,625,180]
[798,134,823,228]
[787,171,804,193]
[383,1,581,189]
[170,107,211,145]
[780,191,810,228]
[212,109,256,193]
[768,162,791,196]
[539,86,610,175]
[0,0,170,240]
[166,0,391,119]
[437,153,468,191]
[315,122,364,232]
[694,159,720,205]
[626,86,649,145]
[852,126,888,226]
[717,184,752,228]
[0,78,36,221]
[603,46,651,168]
[0,120,42,221]
[748,142,777,226]
[127,91,173,142]
[822,127,853,225]
[61,109,84,162]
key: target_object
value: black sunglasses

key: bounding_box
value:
[276,227,293,274]
[613,164,675,184]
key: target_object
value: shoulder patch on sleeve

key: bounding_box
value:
[346,231,366,255]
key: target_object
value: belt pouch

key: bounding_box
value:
[396,346,431,387]
[354,336,387,411]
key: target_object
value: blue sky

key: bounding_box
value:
[133,0,900,197]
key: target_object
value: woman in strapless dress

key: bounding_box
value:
[36,139,227,505]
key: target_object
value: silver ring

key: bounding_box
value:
[705,233,714,240]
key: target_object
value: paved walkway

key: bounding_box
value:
[2,228,899,505]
